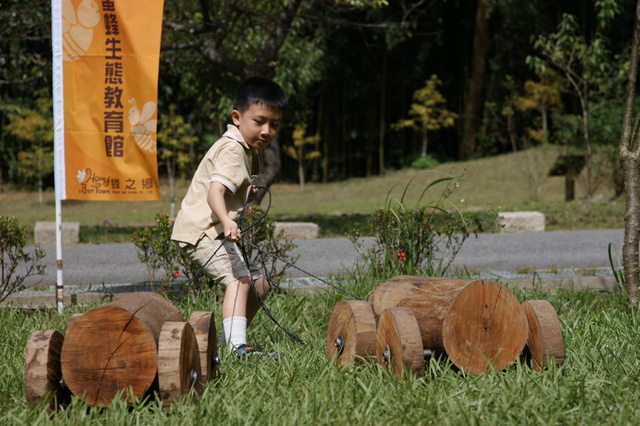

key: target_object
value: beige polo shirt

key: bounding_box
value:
[171,125,259,245]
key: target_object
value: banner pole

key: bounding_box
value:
[55,199,64,313]
[52,0,65,313]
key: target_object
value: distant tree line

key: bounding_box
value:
[0,0,636,191]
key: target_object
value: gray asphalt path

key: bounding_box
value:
[22,229,624,288]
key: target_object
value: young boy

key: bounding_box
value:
[171,77,287,358]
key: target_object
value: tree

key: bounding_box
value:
[392,75,458,157]
[162,0,312,197]
[619,0,640,305]
[513,68,564,145]
[157,104,198,218]
[460,0,490,160]
[0,0,51,189]
[5,93,53,204]
[283,123,321,190]
[528,3,625,198]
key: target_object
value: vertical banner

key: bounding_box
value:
[53,0,164,201]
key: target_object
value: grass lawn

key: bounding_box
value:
[2,278,640,424]
[0,147,634,422]
[0,147,625,241]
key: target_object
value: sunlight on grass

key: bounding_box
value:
[3,284,640,424]
[0,147,622,232]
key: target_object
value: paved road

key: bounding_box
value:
[22,229,624,288]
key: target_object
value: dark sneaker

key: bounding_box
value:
[233,344,284,361]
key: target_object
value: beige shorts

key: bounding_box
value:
[179,234,262,287]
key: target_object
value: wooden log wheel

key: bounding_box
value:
[369,275,529,375]
[157,321,203,408]
[522,300,565,371]
[188,311,218,382]
[60,292,185,407]
[24,330,71,410]
[326,300,377,366]
[375,307,424,379]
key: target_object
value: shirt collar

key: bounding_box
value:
[222,124,250,149]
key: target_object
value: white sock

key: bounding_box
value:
[222,316,247,352]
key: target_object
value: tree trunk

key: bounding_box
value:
[167,156,176,219]
[298,155,305,191]
[619,0,640,305]
[421,128,428,156]
[460,0,490,160]
[254,140,281,205]
[379,43,388,175]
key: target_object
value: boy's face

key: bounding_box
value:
[232,102,283,150]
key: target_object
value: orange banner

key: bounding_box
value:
[57,0,163,200]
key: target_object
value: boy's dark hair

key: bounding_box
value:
[233,77,288,113]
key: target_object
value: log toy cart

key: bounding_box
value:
[326,275,564,378]
[24,292,218,409]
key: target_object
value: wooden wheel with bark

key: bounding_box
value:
[24,330,71,410]
[189,311,218,382]
[64,313,83,336]
[376,307,424,379]
[157,321,203,408]
[370,276,529,374]
[326,300,377,365]
[522,300,565,371]
[61,292,184,407]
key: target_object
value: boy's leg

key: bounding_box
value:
[222,275,270,351]
[246,276,270,325]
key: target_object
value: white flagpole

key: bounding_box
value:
[51,0,65,313]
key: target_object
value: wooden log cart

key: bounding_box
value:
[326,276,565,378]
[24,292,218,410]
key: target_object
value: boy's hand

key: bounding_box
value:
[223,218,241,241]
[247,185,259,203]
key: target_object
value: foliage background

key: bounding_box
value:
[0,0,637,191]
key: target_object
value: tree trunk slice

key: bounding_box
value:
[157,321,203,408]
[326,300,377,365]
[522,300,565,371]
[24,330,70,410]
[369,275,528,374]
[61,292,184,407]
[376,307,424,379]
[65,313,82,336]
[188,311,217,382]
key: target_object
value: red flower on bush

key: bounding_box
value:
[172,269,183,278]
[397,252,407,261]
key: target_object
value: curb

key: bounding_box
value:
[1,275,620,309]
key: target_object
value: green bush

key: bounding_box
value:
[410,154,439,170]
[0,216,46,303]
[132,213,184,287]
[238,205,299,287]
[132,208,298,292]
[351,173,496,279]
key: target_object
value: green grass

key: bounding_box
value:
[0,148,634,422]
[3,280,640,424]
[0,147,625,241]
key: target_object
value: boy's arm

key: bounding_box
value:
[208,181,240,241]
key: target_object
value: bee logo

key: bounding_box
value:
[76,169,87,183]
[128,99,158,153]
[62,0,101,62]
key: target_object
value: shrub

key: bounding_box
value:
[410,154,439,170]
[238,205,299,287]
[132,213,183,287]
[0,216,46,303]
[132,208,298,292]
[350,173,495,279]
